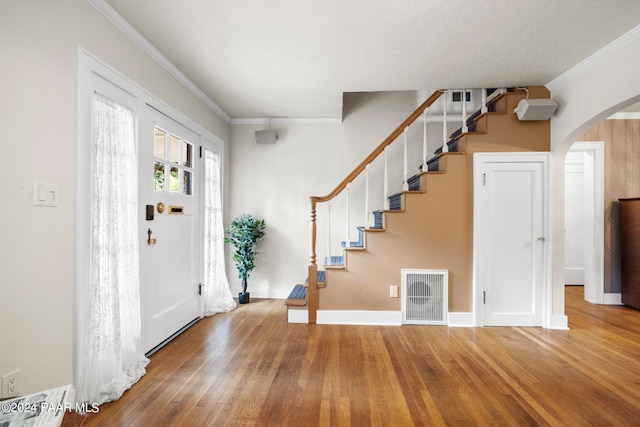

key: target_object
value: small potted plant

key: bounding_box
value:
[224,214,266,304]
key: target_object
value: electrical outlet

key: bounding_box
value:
[390,285,398,298]
[2,369,20,398]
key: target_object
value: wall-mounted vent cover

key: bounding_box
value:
[402,269,448,325]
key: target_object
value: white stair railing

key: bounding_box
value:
[307,89,446,323]
[364,164,370,228]
[481,88,488,114]
[403,127,409,191]
[345,183,351,248]
[442,90,449,153]
[383,145,390,210]
[326,201,331,261]
[462,89,469,133]
[422,109,428,172]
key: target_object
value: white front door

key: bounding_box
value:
[474,153,550,327]
[139,111,201,353]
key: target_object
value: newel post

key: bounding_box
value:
[308,197,318,324]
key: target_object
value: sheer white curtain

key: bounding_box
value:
[76,93,149,405]
[203,148,237,315]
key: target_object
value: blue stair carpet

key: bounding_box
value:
[305,270,326,285]
[427,157,439,172]
[342,226,365,248]
[288,284,306,299]
[388,193,402,210]
[325,255,344,266]
[407,174,421,191]
[372,211,383,229]
[285,284,307,306]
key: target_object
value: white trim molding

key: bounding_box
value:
[603,293,623,305]
[607,111,640,120]
[317,310,402,326]
[447,312,474,327]
[549,315,570,330]
[288,309,309,324]
[231,117,342,125]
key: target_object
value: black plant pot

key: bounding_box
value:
[238,292,250,304]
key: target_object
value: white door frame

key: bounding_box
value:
[566,141,605,304]
[473,152,552,327]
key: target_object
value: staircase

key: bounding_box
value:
[286,87,551,324]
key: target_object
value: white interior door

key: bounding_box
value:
[566,142,605,304]
[474,153,549,327]
[564,151,586,285]
[139,111,201,353]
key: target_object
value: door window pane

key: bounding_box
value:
[170,135,181,163]
[183,141,193,167]
[154,126,194,196]
[154,162,165,191]
[183,170,192,195]
[169,166,179,193]
[154,129,166,159]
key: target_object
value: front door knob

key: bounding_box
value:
[147,228,157,245]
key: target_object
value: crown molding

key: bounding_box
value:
[231,117,342,125]
[547,24,640,90]
[87,0,232,123]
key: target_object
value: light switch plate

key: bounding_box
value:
[34,182,58,207]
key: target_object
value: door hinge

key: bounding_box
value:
[483,291,486,304]
[483,173,487,186]
[198,283,203,295]
[199,146,203,158]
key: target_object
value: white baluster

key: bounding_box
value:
[364,164,370,228]
[462,89,469,134]
[403,127,409,191]
[345,183,350,248]
[442,91,449,153]
[422,109,428,172]
[481,88,488,114]
[326,201,331,260]
[383,146,390,210]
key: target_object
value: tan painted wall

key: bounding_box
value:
[320,88,551,313]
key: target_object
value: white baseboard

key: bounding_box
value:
[603,293,623,305]
[287,308,308,323]
[317,310,402,326]
[549,314,569,330]
[447,312,474,327]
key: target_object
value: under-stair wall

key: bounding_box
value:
[313,86,552,319]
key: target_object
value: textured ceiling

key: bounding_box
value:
[103,0,640,119]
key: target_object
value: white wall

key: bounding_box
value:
[227,91,451,298]
[548,25,640,325]
[0,0,228,395]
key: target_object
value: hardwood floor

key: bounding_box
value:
[63,286,640,426]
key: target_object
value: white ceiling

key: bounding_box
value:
[101,0,640,120]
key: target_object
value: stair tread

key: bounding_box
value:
[324,255,345,266]
[285,284,307,306]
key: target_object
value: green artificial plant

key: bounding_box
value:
[224,214,266,296]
